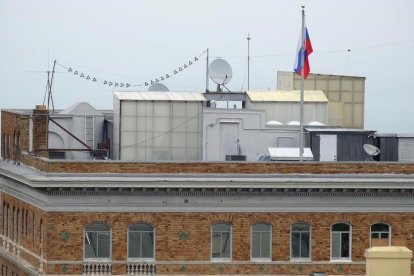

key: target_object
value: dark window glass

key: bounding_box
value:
[128,223,154,259]
[291,223,310,259]
[212,223,231,259]
[84,223,111,259]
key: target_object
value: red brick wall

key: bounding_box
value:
[19,152,414,174]
[43,211,414,275]
[0,257,29,276]
[32,108,48,158]
[1,111,30,162]
[2,192,414,275]
[0,193,46,272]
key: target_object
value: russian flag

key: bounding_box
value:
[294,28,313,79]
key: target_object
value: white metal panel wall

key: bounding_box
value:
[398,138,414,162]
[246,101,327,124]
[203,109,300,161]
[119,100,203,161]
[113,95,121,159]
[320,134,337,161]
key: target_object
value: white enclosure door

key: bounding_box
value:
[220,123,239,160]
[320,134,337,161]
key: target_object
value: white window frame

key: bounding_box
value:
[211,222,232,262]
[290,222,311,261]
[250,223,272,262]
[370,222,391,247]
[127,222,156,262]
[83,222,112,262]
[330,223,352,262]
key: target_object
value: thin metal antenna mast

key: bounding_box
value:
[206,48,209,92]
[47,60,57,112]
[247,33,251,91]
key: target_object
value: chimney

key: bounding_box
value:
[32,105,48,157]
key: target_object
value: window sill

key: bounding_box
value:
[330,259,352,263]
[127,258,155,262]
[83,259,112,262]
[251,258,272,262]
[290,258,311,262]
[211,258,231,262]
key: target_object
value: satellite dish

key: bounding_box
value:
[148,83,169,92]
[363,144,380,161]
[209,58,232,92]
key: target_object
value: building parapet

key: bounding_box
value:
[17,151,414,175]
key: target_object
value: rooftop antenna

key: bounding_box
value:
[247,33,251,91]
[363,144,380,161]
[209,58,233,92]
[42,60,57,112]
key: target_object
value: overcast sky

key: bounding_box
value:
[0,0,413,133]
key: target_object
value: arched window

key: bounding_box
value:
[128,223,155,260]
[370,223,391,246]
[211,223,231,260]
[331,223,351,260]
[291,222,311,260]
[251,223,271,260]
[84,223,111,259]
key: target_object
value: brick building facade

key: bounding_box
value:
[1,108,414,275]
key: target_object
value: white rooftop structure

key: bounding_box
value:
[59,102,103,115]
[113,91,206,102]
[246,90,328,102]
[267,147,314,161]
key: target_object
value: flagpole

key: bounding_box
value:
[206,48,209,92]
[299,6,305,162]
[247,33,251,91]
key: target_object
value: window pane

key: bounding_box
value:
[371,233,379,239]
[221,232,231,258]
[300,232,310,258]
[292,223,309,232]
[292,232,300,258]
[86,223,109,232]
[381,233,389,239]
[212,233,221,257]
[213,223,230,232]
[251,232,261,258]
[130,223,153,232]
[261,232,271,258]
[371,223,389,232]
[85,232,98,258]
[332,232,340,258]
[341,233,349,258]
[98,232,111,258]
[128,232,141,258]
[142,232,154,258]
[252,223,270,232]
[332,223,350,232]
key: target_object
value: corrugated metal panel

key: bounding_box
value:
[247,90,328,102]
[114,91,206,102]
[378,137,398,161]
[399,138,414,162]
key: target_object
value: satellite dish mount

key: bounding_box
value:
[209,58,233,92]
[363,144,380,161]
